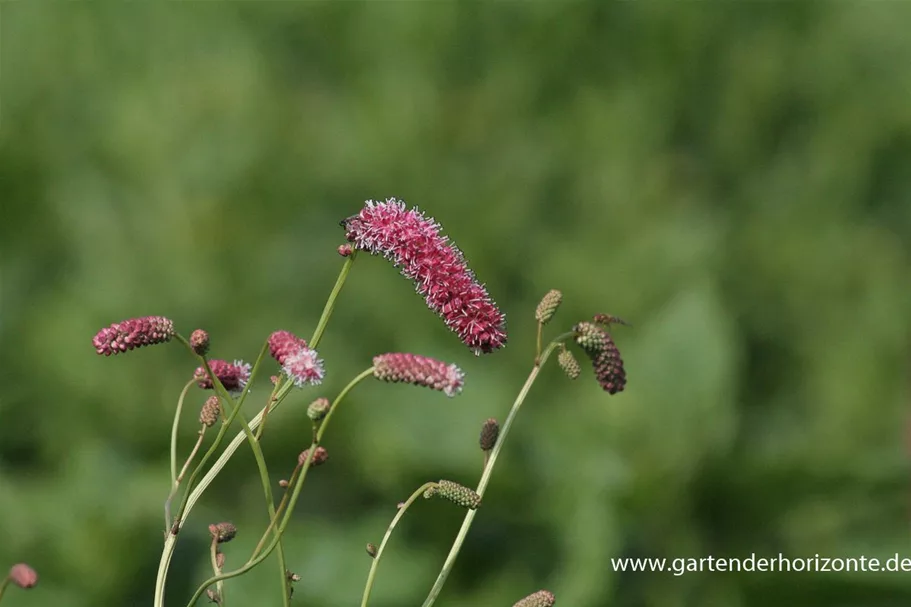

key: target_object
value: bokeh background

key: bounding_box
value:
[2,3,911,606]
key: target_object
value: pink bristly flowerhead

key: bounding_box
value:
[8,563,38,590]
[342,198,507,355]
[282,345,325,387]
[195,359,251,393]
[372,353,465,397]
[92,315,175,356]
[268,330,307,366]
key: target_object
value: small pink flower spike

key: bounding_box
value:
[342,199,507,355]
[283,346,325,387]
[195,359,251,393]
[93,316,175,356]
[372,353,464,397]
[268,331,307,366]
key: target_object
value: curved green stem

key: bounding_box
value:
[421,334,573,607]
[171,379,197,486]
[156,255,357,607]
[183,367,375,607]
[0,576,10,603]
[361,482,438,607]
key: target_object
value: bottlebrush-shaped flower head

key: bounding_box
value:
[479,418,499,451]
[558,347,581,380]
[342,198,507,355]
[189,329,210,356]
[199,396,220,427]
[372,353,464,397]
[268,330,307,366]
[298,446,328,467]
[513,590,556,607]
[195,359,251,393]
[424,480,482,509]
[573,322,626,394]
[208,522,237,543]
[92,315,174,356]
[283,346,325,387]
[535,289,563,325]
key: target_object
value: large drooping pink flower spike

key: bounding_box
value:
[92,316,175,356]
[342,199,507,355]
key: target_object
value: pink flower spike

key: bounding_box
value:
[342,199,507,355]
[195,359,251,393]
[93,315,175,356]
[372,353,465,397]
[282,345,325,387]
[268,330,307,366]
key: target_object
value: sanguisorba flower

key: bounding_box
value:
[195,359,251,393]
[342,198,507,355]
[268,330,324,387]
[573,321,627,395]
[372,353,464,397]
[92,315,175,356]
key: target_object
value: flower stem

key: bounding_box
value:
[420,334,572,607]
[182,367,375,607]
[361,482,438,607]
[156,255,356,607]
[170,379,197,486]
[0,576,10,603]
[165,426,206,531]
[210,537,224,606]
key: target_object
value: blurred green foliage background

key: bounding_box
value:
[2,3,911,606]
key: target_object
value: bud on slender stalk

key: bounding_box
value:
[557,348,580,380]
[307,398,331,421]
[338,244,353,257]
[424,480,482,509]
[298,446,328,467]
[535,290,563,325]
[479,418,499,451]
[8,563,38,589]
[372,353,464,397]
[573,322,626,394]
[208,522,237,543]
[199,396,220,427]
[92,315,175,356]
[513,589,556,607]
[189,329,210,355]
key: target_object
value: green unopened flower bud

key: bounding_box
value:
[307,397,331,421]
[200,396,220,427]
[535,290,563,325]
[479,418,499,451]
[558,348,580,380]
[573,321,607,353]
[426,480,481,510]
[513,589,556,607]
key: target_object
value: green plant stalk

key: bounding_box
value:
[154,338,271,607]
[192,348,291,607]
[361,482,438,607]
[165,426,206,531]
[0,576,9,603]
[421,334,573,607]
[170,378,198,486]
[166,378,202,529]
[154,254,356,607]
[209,537,224,606]
[183,367,375,607]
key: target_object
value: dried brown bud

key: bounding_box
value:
[199,396,220,427]
[513,589,556,607]
[8,563,38,589]
[366,543,378,558]
[215,551,225,569]
[535,289,563,325]
[286,570,301,583]
[557,348,580,380]
[479,418,499,451]
[206,587,222,604]
[190,329,210,355]
[208,522,237,543]
[278,479,290,488]
[307,397,331,422]
[298,446,328,467]
[426,480,482,509]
